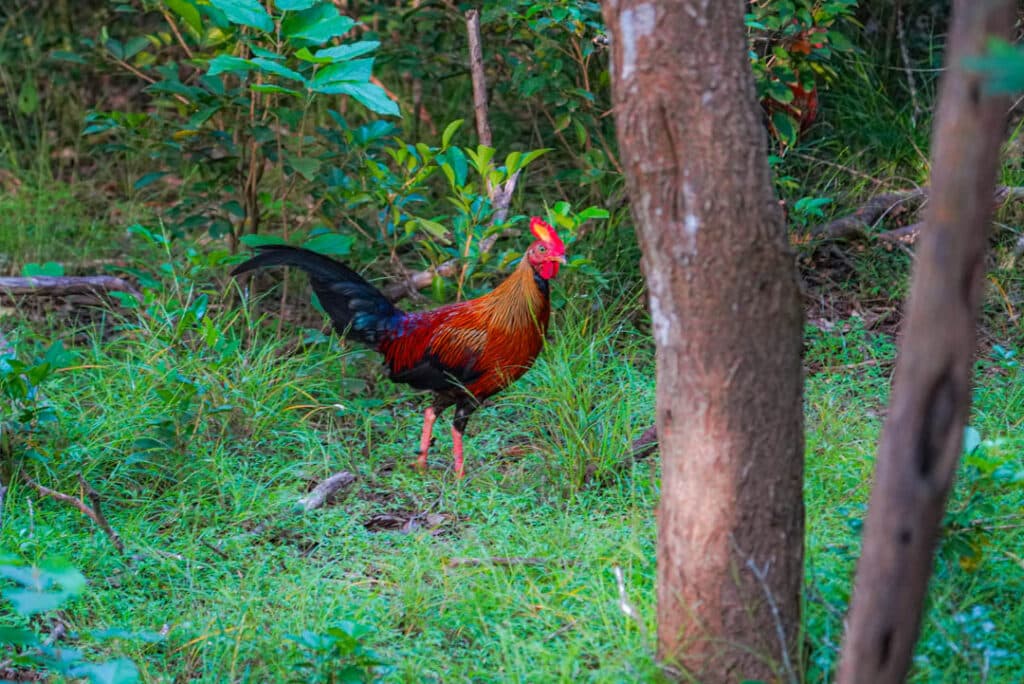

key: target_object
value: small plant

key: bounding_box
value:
[0,341,69,462]
[0,556,146,683]
[287,620,394,683]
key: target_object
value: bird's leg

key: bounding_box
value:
[451,424,464,479]
[451,402,475,479]
[416,406,437,471]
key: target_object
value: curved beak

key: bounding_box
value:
[551,254,567,265]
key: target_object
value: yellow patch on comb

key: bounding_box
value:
[529,217,562,248]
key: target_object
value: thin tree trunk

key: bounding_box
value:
[837,2,1014,682]
[602,1,804,680]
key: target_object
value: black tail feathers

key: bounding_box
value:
[232,245,402,346]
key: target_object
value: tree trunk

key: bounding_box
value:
[601,0,804,680]
[837,2,1014,682]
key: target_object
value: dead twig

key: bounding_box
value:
[20,473,126,554]
[446,556,547,569]
[200,540,230,561]
[741,550,798,684]
[0,276,143,303]
[297,471,356,512]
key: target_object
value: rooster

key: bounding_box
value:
[232,217,567,478]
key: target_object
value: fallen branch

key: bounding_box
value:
[810,189,926,240]
[21,473,126,554]
[810,185,1024,241]
[0,276,143,303]
[446,556,546,569]
[296,471,356,512]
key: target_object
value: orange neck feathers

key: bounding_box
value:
[477,257,551,335]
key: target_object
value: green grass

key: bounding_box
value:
[3,241,1024,682]
[0,181,147,271]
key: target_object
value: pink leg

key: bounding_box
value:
[416,406,437,471]
[452,425,465,479]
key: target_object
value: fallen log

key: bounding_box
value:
[809,185,1024,242]
[0,276,143,303]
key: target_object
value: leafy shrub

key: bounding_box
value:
[287,620,394,683]
[0,556,149,683]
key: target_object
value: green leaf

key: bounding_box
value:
[295,47,334,63]
[312,58,373,86]
[965,39,1024,94]
[577,206,609,221]
[321,82,399,116]
[275,0,317,9]
[282,5,355,45]
[250,83,302,95]
[250,57,307,83]
[466,145,495,174]
[17,79,38,115]
[441,119,463,149]
[48,49,87,64]
[207,54,255,77]
[239,234,286,248]
[166,0,204,35]
[3,588,72,615]
[313,40,380,62]
[963,426,982,455]
[287,156,321,180]
[418,218,450,239]
[517,148,550,171]
[67,658,140,684]
[209,0,274,32]
[0,625,38,646]
[303,232,354,256]
[443,147,468,187]
[133,171,167,190]
[21,262,65,277]
[771,111,798,146]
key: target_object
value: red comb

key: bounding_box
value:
[529,217,564,250]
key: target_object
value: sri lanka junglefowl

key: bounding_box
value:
[231,217,567,478]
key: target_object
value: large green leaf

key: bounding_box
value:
[282,4,355,44]
[275,0,318,9]
[207,55,255,77]
[3,588,72,615]
[209,0,274,32]
[312,58,373,87]
[318,82,398,117]
[314,41,380,62]
[303,231,354,256]
[67,658,141,684]
[250,57,307,84]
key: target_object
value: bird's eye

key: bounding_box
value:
[538,245,547,253]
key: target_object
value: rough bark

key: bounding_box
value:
[837,2,1015,682]
[602,0,804,680]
